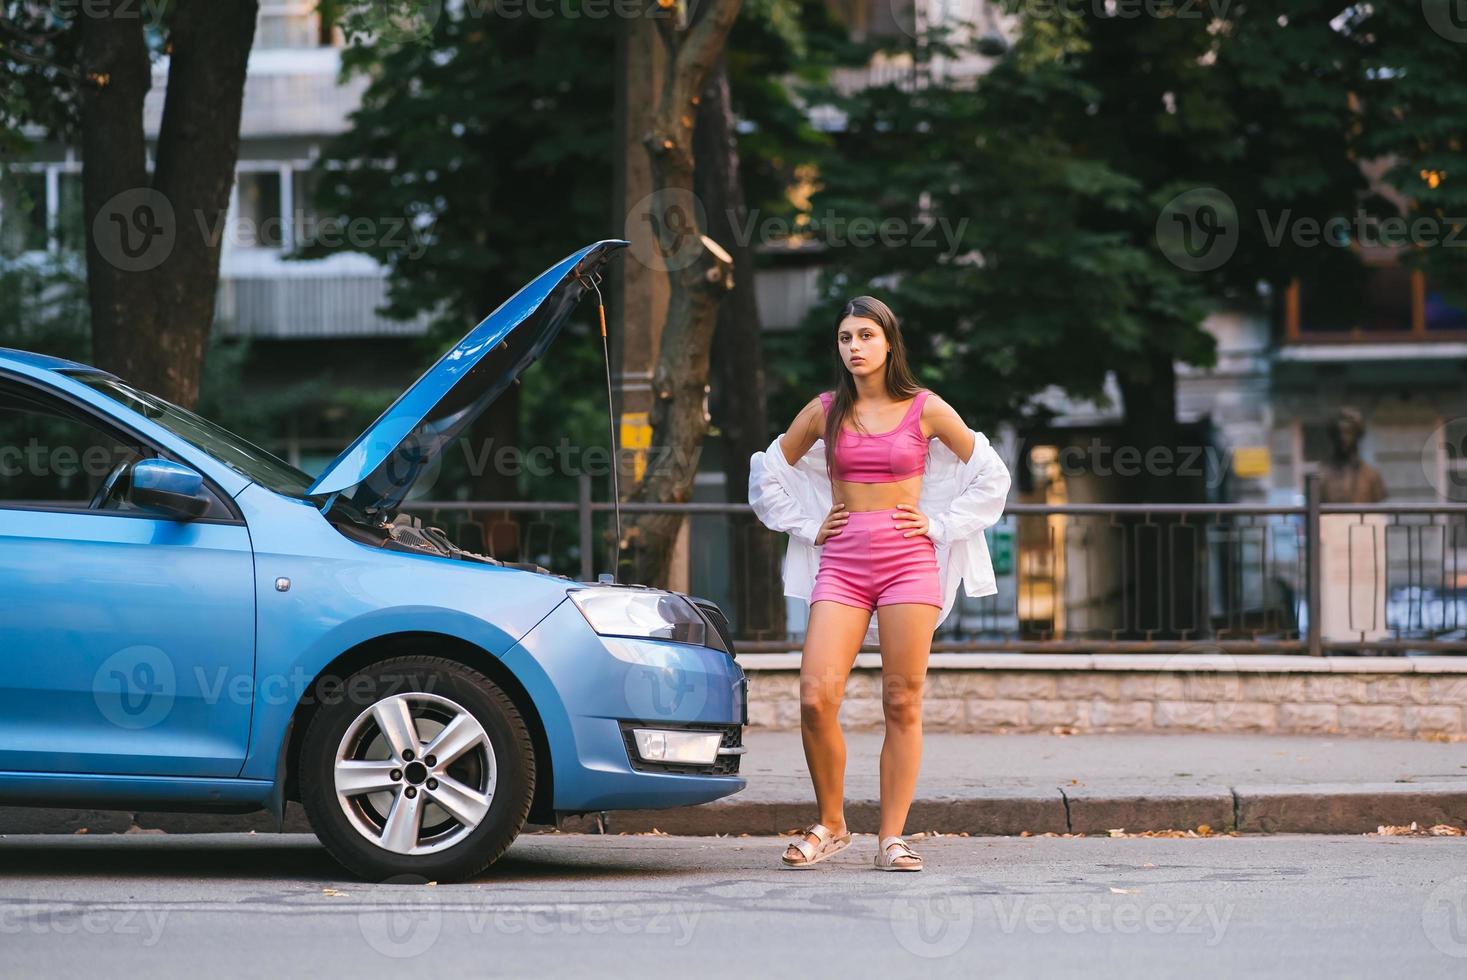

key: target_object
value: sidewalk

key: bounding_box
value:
[3,731,1465,836]
[554,730,1467,836]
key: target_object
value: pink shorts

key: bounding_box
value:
[810,506,942,611]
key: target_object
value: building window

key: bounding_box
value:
[1425,286,1467,332]
[1287,265,1467,341]
[0,171,48,255]
[236,171,284,249]
[56,172,85,253]
[318,0,339,46]
[291,167,320,247]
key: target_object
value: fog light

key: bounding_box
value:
[631,728,722,765]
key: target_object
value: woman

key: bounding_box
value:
[747,296,1011,872]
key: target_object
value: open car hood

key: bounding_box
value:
[308,239,628,513]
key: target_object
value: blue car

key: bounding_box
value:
[0,239,747,881]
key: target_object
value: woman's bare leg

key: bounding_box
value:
[787,599,870,857]
[874,602,941,841]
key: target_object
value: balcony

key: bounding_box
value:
[1282,256,1467,361]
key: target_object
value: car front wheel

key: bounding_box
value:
[299,656,535,882]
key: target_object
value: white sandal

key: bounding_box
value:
[874,835,923,871]
[781,822,852,868]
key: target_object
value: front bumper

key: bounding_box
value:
[498,596,748,812]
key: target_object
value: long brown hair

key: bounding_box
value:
[822,296,925,486]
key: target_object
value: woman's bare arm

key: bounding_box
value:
[779,395,827,466]
[921,392,976,463]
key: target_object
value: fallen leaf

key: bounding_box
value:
[1372,822,1465,837]
[322,888,348,897]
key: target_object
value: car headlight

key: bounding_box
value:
[568,587,708,645]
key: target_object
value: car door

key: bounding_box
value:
[0,376,256,778]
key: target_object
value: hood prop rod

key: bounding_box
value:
[583,269,622,583]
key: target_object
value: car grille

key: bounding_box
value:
[713,726,743,775]
[685,595,736,658]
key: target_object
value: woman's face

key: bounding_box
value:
[836,315,887,380]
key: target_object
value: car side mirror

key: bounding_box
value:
[127,458,212,521]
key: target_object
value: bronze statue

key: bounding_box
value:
[1318,407,1387,503]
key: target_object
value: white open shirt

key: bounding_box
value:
[747,424,1012,646]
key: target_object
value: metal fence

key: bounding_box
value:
[403,475,1467,655]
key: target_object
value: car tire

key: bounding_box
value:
[299,655,535,882]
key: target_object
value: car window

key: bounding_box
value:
[0,379,229,518]
[65,371,316,499]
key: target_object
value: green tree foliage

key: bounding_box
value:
[1354,0,1467,309]
[788,11,1217,432]
[306,0,851,504]
[786,1,1461,436]
[0,254,90,358]
[724,0,866,221]
[0,3,83,153]
[301,2,615,501]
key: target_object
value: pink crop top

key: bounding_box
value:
[818,389,932,483]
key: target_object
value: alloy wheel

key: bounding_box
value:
[333,692,498,855]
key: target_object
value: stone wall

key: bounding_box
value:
[741,654,1467,738]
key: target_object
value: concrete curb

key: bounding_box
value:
[5,784,1465,838]
[1233,781,1467,834]
[1061,786,1236,836]
[552,783,1467,836]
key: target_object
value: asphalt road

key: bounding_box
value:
[1,832,1464,978]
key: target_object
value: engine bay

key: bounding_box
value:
[331,510,563,577]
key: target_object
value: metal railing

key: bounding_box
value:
[402,474,1467,655]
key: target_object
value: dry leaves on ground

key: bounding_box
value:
[1102,825,1233,839]
[1371,822,1464,836]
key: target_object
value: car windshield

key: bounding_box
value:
[65,371,316,499]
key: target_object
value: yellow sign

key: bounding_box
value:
[620,411,653,484]
[1232,446,1270,479]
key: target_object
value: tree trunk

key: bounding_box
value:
[694,55,786,639]
[1115,343,1199,641]
[1115,345,1180,506]
[622,0,743,588]
[80,0,259,407]
[78,2,153,374]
